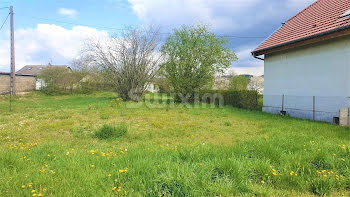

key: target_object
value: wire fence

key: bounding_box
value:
[263,95,350,123]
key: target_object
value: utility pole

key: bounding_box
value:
[10,6,15,96]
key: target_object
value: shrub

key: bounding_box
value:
[229,75,249,91]
[201,90,259,110]
[95,124,128,140]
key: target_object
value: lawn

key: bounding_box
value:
[0,92,350,196]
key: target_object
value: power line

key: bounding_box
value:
[17,14,266,39]
[0,13,9,31]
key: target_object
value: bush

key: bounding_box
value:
[152,78,172,93]
[95,124,128,140]
[229,75,249,91]
[201,90,259,110]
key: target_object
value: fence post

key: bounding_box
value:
[313,96,315,121]
[281,94,284,112]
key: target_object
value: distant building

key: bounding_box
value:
[0,64,71,94]
[16,64,71,90]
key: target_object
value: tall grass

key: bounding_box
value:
[0,92,349,196]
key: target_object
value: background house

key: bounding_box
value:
[0,64,71,94]
[252,0,350,123]
[16,64,71,90]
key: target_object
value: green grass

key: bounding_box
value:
[0,92,350,196]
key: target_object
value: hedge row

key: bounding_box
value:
[200,90,259,110]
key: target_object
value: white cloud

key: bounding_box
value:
[127,0,316,76]
[0,24,109,72]
[128,0,315,33]
[229,66,264,76]
[58,8,78,18]
[229,45,264,76]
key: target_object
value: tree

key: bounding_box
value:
[161,25,237,101]
[38,67,81,95]
[84,26,163,101]
[229,75,249,91]
[248,76,264,94]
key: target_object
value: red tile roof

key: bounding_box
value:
[253,0,350,55]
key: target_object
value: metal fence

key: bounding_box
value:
[263,95,350,123]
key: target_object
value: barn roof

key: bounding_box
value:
[16,65,71,76]
[252,0,350,56]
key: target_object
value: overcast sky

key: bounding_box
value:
[0,0,315,75]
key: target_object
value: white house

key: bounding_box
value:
[252,0,350,124]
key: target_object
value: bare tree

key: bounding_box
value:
[84,26,163,101]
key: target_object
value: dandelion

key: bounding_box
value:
[38,193,43,197]
[31,190,36,193]
[295,173,298,176]
[90,150,96,155]
[272,172,277,176]
[261,180,265,184]
[108,174,112,177]
[341,158,345,161]
[290,171,294,176]
[90,164,95,168]
[112,187,117,191]
[21,185,26,189]
[28,183,33,188]
[32,194,37,197]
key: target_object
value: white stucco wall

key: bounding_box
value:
[263,35,350,123]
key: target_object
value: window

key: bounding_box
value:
[27,67,32,70]
[340,9,350,19]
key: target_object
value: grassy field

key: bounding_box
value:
[0,92,350,196]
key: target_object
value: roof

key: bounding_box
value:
[16,65,71,76]
[252,0,350,56]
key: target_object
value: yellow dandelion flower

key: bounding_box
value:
[119,169,124,173]
[32,194,37,197]
[108,174,112,177]
[117,188,122,192]
[21,185,26,189]
[261,180,265,184]
[295,173,298,176]
[272,172,277,176]
[290,171,294,176]
[272,169,276,172]
[90,164,95,168]
[341,158,345,161]
[38,193,43,197]
[112,187,117,191]
[31,190,36,193]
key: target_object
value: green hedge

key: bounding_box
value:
[200,90,259,110]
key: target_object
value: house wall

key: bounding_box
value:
[0,75,36,94]
[263,35,350,123]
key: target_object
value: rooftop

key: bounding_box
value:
[252,0,350,56]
